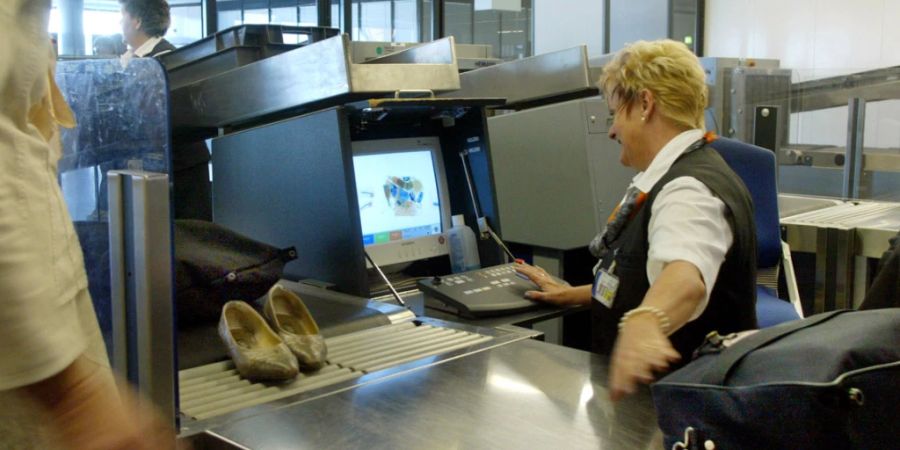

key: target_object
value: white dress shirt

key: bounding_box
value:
[629,129,733,321]
[120,36,166,65]
[132,36,163,57]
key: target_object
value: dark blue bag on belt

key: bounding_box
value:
[651,309,900,450]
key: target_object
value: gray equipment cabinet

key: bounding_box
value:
[448,45,636,282]
[489,97,632,251]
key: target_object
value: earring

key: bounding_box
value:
[641,116,646,122]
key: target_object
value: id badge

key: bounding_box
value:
[592,269,619,308]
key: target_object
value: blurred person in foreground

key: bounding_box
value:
[516,39,758,401]
[0,1,177,448]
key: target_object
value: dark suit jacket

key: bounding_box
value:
[147,38,176,57]
[143,37,213,219]
[142,37,210,170]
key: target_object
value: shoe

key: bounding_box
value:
[263,284,328,370]
[218,300,299,381]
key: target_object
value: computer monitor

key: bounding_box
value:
[351,136,452,270]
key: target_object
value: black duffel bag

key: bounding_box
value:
[652,309,900,450]
[175,220,297,327]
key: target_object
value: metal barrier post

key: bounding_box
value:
[107,170,175,425]
[843,98,865,199]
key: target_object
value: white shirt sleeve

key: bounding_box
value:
[646,176,733,321]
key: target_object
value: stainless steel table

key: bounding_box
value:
[192,338,659,449]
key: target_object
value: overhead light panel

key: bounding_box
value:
[474,0,522,12]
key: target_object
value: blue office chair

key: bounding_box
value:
[709,137,804,328]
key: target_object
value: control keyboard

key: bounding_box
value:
[417,263,565,318]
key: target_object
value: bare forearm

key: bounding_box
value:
[638,260,706,334]
[22,355,98,410]
[567,285,594,305]
[526,283,592,306]
[608,260,706,401]
[20,354,178,450]
[516,262,592,306]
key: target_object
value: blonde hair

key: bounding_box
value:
[599,39,707,130]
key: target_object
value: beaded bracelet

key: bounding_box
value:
[618,306,672,335]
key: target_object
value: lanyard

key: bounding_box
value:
[595,135,711,258]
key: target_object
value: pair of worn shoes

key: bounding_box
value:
[218,284,327,381]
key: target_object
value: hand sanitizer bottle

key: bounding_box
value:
[447,214,481,273]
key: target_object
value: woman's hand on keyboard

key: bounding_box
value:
[514,262,591,306]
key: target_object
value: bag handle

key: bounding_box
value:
[700,310,849,385]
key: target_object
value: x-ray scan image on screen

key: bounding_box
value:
[354,150,442,245]
[352,137,451,268]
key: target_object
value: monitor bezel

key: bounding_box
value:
[351,136,452,269]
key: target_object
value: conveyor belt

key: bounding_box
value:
[781,201,900,258]
[782,202,900,228]
[179,322,492,420]
[780,201,900,312]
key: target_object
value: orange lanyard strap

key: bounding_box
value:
[606,192,648,224]
[597,135,710,253]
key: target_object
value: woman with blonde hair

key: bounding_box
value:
[517,39,758,400]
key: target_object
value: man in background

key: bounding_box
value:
[119,0,213,220]
[120,0,176,58]
[93,34,127,57]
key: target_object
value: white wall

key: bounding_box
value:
[706,0,900,77]
[705,0,900,148]
[534,0,605,58]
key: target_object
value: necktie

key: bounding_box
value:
[589,186,647,258]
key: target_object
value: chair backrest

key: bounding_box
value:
[709,137,781,270]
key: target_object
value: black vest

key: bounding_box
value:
[591,145,758,359]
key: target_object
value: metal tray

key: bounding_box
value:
[440,45,597,109]
[171,34,461,130]
[165,44,299,89]
[158,24,338,71]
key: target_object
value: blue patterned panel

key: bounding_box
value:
[55,58,172,352]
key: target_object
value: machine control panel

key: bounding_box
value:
[417,263,565,318]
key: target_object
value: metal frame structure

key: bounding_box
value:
[55,0,714,60]
[170,34,460,130]
[204,0,534,59]
[713,62,900,314]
